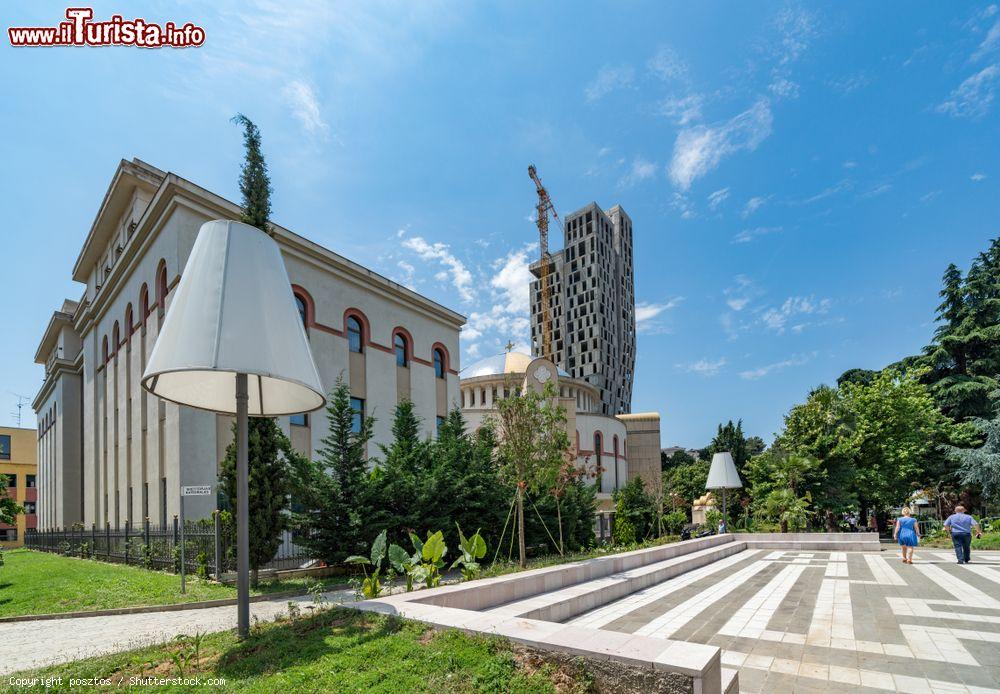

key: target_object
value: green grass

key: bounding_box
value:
[2,607,590,693]
[920,531,1000,551]
[0,549,346,618]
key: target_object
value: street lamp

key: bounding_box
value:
[141,219,325,638]
[706,452,743,534]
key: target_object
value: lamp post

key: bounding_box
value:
[141,220,325,638]
[706,452,743,533]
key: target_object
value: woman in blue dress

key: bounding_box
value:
[893,506,920,564]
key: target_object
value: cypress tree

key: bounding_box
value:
[231,113,272,233]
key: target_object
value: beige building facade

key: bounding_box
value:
[33,159,464,530]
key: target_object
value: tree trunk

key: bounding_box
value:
[780,519,788,533]
[251,567,259,588]
[556,500,564,556]
[825,510,837,532]
[517,485,527,568]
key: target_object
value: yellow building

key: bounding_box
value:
[1,426,38,548]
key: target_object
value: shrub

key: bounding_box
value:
[663,510,687,535]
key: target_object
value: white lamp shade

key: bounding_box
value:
[141,220,326,416]
[706,452,743,490]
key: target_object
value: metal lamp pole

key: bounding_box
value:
[236,373,250,639]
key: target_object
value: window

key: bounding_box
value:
[0,529,16,542]
[394,334,408,367]
[594,433,603,493]
[433,348,446,379]
[0,434,9,460]
[156,261,168,322]
[26,474,35,488]
[112,322,120,357]
[24,501,36,515]
[294,294,308,327]
[436,415,446,434]
[290,413,308,426]
[347,316,363,353]
[350,397,365,434]
[613,437,620,489]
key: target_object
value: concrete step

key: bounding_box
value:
[722,667,740,694]
[736,532,880,552]
[486,540,747,623]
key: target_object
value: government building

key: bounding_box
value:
[33,159,464,530]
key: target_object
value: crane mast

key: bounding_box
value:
[528,164,560,362]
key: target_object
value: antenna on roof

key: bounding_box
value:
[9,393,30,428]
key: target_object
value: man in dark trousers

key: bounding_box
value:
[943,505,982,564]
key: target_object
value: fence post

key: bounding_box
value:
[91,523,96,556]
[105,522,111,560]
[123,519,130,565]
[144,516,150,559]
[172,515,179,573]
[214,510,222,581]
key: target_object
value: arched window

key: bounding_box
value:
[112,322,120,358]
[124,305,134,350]
[394,333,408,367]
[594,432,603,493]
[294,294,308,328]
[156,260,168,321]
[433,348,445,379]
[613,436,620,489]
[102,336,109,365]
[139,284,149,321]
[347,316,363,353]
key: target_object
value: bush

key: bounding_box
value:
[612,516,637,546]
[663,510,687,535]
[612,478,657,540]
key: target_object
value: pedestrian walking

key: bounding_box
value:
[892,507,920,564]
[943,505,982,564]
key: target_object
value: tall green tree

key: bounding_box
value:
[949,394,1000,503]
[367,399,432,545]
[919,240,1000,420]
[231,113,272,233]
[1,474,23,525]
[219,419,305,586]
[293,378,375,563]
[705,420,751,469]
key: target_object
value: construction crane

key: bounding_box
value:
[528,164,562,362]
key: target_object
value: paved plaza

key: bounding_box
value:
[568,549,1000,693]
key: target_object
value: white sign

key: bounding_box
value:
[181,485,213,497]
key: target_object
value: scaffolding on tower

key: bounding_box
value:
[528,164,561,362]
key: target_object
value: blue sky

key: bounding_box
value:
[2,1,999,447]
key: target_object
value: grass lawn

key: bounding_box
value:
[0,549,345,618]
[920,531,1000,551]
[2,607,590,693]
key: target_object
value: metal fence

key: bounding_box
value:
[24,515,312,578]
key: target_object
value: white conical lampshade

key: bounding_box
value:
[141,220,325,416]
[706,452,743,489]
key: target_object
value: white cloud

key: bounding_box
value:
[679,358,727,376]
[739,353,814,380]
[635,297,684,334]
[707,187,731,211]
[658,94,704,126]
[937,65,1000,119]
[859,182,892,199]
[648,46,687,81]
[768,77,799,99]
[670,192,696,219]
[465,342,481,358]
[842,160,858,169]
[741,195,768,218]
[618,157,658,189]
[668,99,773,190]
[760,296,830,333]
[920,190,942,204]
[723,275,759,312]
[828,72,872,95]
[490,245,536,315]
[772,7,818,67]
[585,65,634,101]
[973,20,1000,60]
[395,260,416,289]
[971,172,988,181]
[282,80,328,137]
[401,236,474,303]
[795,179,853,205]
[732,226,782,244]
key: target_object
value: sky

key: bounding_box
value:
[2,1,999,447]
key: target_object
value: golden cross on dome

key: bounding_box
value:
[504,340,514,352]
